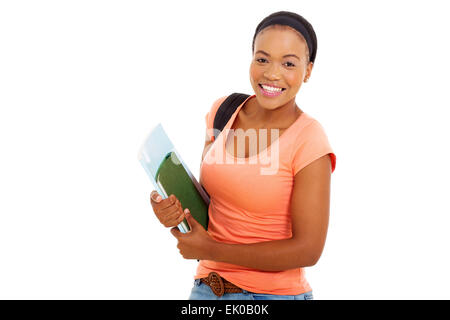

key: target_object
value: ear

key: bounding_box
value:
[304,62,313,82]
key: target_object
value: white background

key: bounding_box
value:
[1,0,449,299]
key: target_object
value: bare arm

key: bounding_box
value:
[207,154,332,271]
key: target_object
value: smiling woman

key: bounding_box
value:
[150,10,336,301]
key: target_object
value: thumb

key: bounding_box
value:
[184,209,200,230]
[151,190,162,203]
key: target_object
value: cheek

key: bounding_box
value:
[249,63,264,82]
[284,71,303,88]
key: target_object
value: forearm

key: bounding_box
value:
[208,238,319,271]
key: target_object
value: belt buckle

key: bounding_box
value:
[208,272,224,297]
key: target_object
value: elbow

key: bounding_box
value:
[292,240,324,267]
[306,246,324,266]
[300,252,321,267]
[305,253,322,267]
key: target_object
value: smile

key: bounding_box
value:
[258,84,286,97]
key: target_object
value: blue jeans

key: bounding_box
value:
[189,279,314,300]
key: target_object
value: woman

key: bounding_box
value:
[150,11,336,300]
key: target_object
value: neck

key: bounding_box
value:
[244,97,301,128]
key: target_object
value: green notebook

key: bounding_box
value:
[156,151,209,231]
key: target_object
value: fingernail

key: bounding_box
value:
[156,196,162,202]
[184,209,189,214]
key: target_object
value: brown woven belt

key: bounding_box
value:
[200,272,243,297]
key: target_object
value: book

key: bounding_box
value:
[138,123,210,233]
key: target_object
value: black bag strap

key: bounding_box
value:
[213,93,250,141]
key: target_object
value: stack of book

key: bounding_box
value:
[138,123,210,233]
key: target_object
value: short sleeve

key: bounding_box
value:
[205,95,228,142]
[291,120,336,175]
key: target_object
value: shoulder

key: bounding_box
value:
[208,95,229,117]
[292,113,330,144]
[204,95,229,142]
[205,95,229,129]
[290,114,336,175]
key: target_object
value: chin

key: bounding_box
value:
[256,97,285,110]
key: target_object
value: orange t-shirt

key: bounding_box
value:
[195,94,336,295]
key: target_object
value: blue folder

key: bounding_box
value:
[138,123,210,233]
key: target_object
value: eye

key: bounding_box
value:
[256,58,267,63]
[284,61,296,67]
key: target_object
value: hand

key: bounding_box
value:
[170,210,216,260]
[150,190,186,228]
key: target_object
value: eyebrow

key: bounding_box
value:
[255,50,301,61]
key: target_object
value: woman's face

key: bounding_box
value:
[250,26,313,110]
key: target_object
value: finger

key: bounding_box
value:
[162,205,183,220]
[150,190,162,203]
[158,199,182,218]
[161,209,185,227]
[176,211,187,224]
[154,194,178,210]
[170,226,182,238]
[184,209,200,230]
[163,204,185,222]
[161,194,177,208]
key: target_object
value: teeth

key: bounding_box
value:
[261,84,282,92]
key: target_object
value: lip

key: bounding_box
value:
[258,83,286,97]
[260,83,285,89]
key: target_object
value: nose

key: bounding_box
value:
[263,63,281,80]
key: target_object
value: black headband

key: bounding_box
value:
[253,15,316,63]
